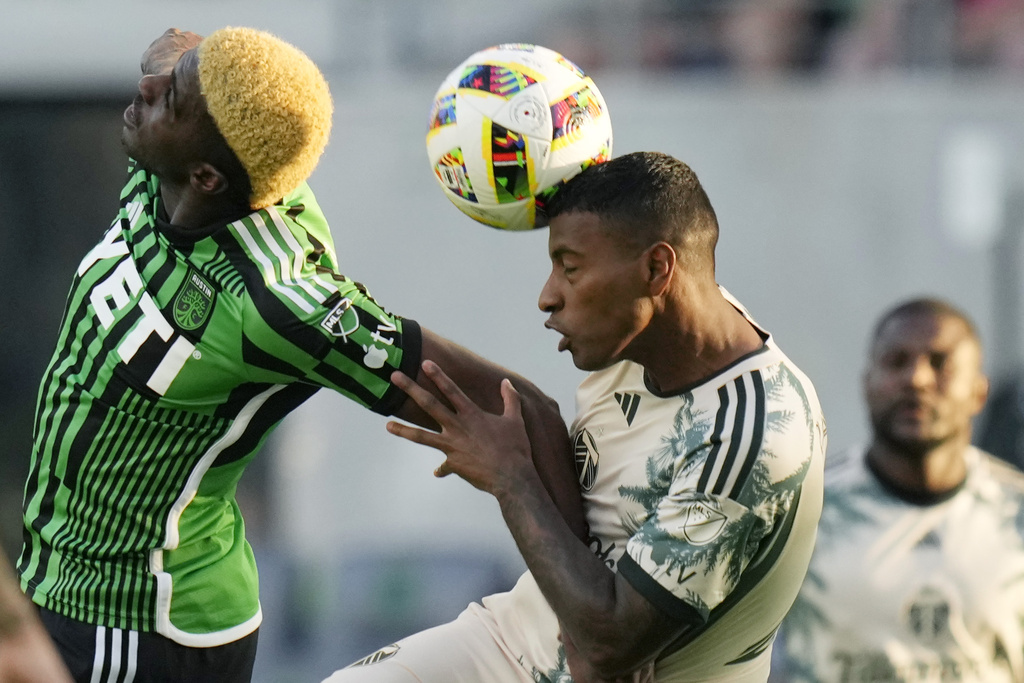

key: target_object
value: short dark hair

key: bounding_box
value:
[547,151,719,268]
[871,298,981,350]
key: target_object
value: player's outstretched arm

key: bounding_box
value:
[387,361,688,678]
[0,558,73,683]
[392,328,587,542]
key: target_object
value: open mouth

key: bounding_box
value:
[545,321,570,352]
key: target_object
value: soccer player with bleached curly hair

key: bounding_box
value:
[17,27,583,682]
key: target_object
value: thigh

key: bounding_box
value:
[322,608,531,683]
[38,608,258,683]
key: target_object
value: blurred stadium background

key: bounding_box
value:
[3,1,1024,680]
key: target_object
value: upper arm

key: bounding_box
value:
[233,205,420,415]
[619,366,817,626]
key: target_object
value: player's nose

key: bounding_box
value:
[538,271,561,312]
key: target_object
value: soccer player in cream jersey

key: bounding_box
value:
[326,152,827,682]
[773,299,1024,683]
[18,27,582,682]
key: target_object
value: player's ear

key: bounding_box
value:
[645,242,675,296]
[190,162,229,196]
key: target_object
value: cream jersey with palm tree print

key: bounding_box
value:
[774,446,1024,683]
[479,294,827,682]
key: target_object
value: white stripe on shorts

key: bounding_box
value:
[89,624,140,683]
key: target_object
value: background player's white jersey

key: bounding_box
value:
[775,446,1024,683]
[482,303,827,682]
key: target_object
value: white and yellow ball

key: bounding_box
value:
[426,44,612,231]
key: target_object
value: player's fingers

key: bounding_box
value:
[386,420,448,451]
[500,378,522,420]
[391,370,454,423]
[421,360,477,412]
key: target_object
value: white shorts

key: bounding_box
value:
[321,602,538,683]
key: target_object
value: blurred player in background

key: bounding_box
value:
[325,151,827,682]
[18,27,581,683]
[772,298,1024,682]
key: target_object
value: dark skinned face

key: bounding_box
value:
[121,48,209,182]
[539,211,651,372]
[864,313,987,454]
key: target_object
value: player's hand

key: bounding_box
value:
[141,28,203,76]
[386,361,535,495]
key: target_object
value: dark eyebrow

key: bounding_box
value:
[550,246,582,263]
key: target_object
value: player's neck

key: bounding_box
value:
[866,438,970,499]
[160,184,250,230]
[639,291,763,394]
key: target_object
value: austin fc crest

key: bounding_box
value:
[173,270,215,331]
[573,429,599,491]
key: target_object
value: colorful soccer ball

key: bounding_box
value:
[426,44,613,231]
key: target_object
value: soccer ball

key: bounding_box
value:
[426,44,613,231]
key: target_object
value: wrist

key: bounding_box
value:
[492,459,546,506]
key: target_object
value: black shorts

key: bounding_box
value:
[38,607,259,683]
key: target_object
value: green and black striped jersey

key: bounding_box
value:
[19,161,421,646]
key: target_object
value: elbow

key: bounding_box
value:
[515,381,563,421]
[575,631,650,680]
[547,394,566,423]
[588,648,649,680]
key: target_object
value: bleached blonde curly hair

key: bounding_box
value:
[197,27,333,209]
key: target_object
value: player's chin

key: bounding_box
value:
[888,427,946,454]
[120,128,139,157]
[570,350,616,373]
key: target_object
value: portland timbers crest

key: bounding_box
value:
[173,269,215,331]
[573,428,599,491]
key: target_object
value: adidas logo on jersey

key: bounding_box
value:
[615,392,641,426]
